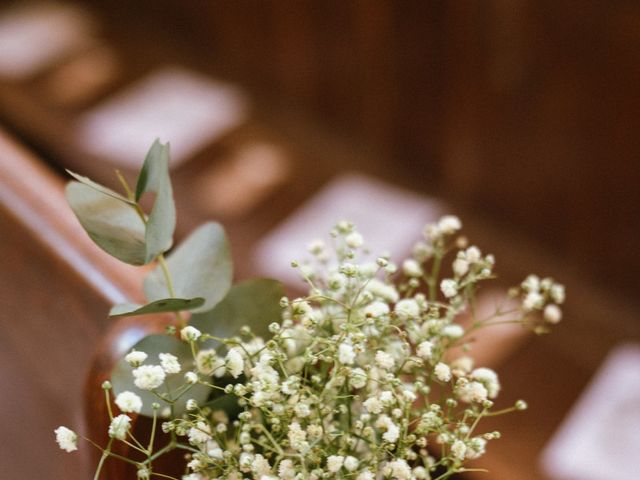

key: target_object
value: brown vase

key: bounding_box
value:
[84,313,187,479]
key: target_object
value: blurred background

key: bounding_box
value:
[1,1,639,479]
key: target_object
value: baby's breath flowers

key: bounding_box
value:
[54,426,78,453]
[56,215,565,480]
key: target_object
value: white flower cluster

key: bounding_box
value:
[57,216,563,480]
[517,274,565,333]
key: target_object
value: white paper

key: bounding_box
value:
[0,3,93,79]
[75,67,249,168]
[540,343,640,480]
[254,173,443,286]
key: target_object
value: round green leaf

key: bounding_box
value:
[109,297,206,317]
[144,222,233,313]
[111,334,211,417]
[65,181,147,265]
[190,279,284,343]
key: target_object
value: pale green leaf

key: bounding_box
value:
[65,170,135,205]
[109,297,205,317]
[135,139,176,263]
[111,334,210,417]
[191,279,284,344]
[65,182,147,265]
[144,222,232,313]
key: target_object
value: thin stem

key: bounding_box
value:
[93,438,114,480]
[147,408,158,452]
[157,254,186,328]
[104,389,114,421]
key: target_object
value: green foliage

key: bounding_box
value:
[65,139,284,418]
[110,334,211,417]
[65,139,175,266]
[109,298,205,317]
[191,279,284,345]
[65,182,148,265]
[66,170,136,205]
[135,140,176,263]
[144,222,233,313]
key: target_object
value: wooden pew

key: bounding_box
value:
[0,128,143,479]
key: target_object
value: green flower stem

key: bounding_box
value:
[93,438,114,480]
[103,388,115,421]
[156,254,186,328]
[142,442,175,465]
[150,472,180,479]
[147,408,158,453]
[427,248,444,301]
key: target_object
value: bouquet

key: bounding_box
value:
[55,140,564,480]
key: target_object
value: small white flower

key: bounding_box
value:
[388,459,412,479]
[465,246,482,263]
[550,283,565,304]
[366,279,399,303]
[402,389,417,403]
[458,381,488,403]
[364,301,390,318]
[472,367,501,398]
[54,426,78,452]
[184,371,198,384]
[327,455,344,473]
[137,467,150,479]
[381,419,400,443]
[159,353,181,374]
[186,399,198,411]
[523,291,544,311]
[344,456,359,472]
[417,340,434,359]
[226,348,244,378]
[394,299,420,320]
[357,471,375,480]
[438,215,462,234]
[442,324,465,339]
[180,326,201,342]
[440,279,458,298]
[451,439,467,460]
[434,362,452,382]
[196,349,225,377]
[188,421,212,444]
[413,466,428,479]
[375,350,395,370]
[278,459,296,480]
[287,422,308,452]
[133,365,166,390]
[338,343,356,365]
[466,437,487,459]
[402,259,423,277]
[363,396,383,414]
[252,454,271,476]
[345,232,364,249]
[453,258,469,277]
[108,414,131,440]
[294,402,311,418]
[522,275,540,292]
[291,298,313,316]
[379,390,396,406]
[544,304,562,324]
[115,391,142,414]
[350,368,367,389]
[125,350,147,367]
